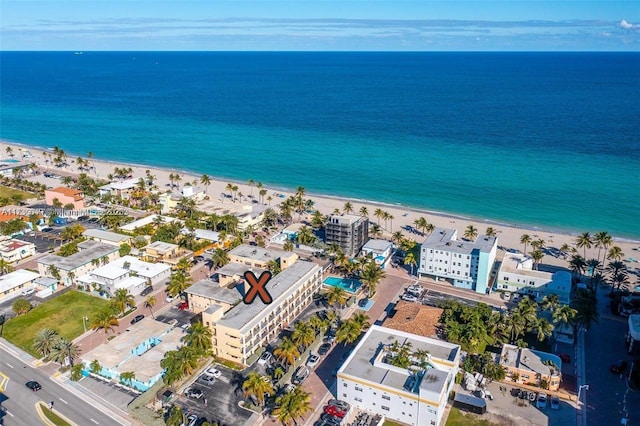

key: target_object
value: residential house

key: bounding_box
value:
[37,240,120,286]
[141,241,192,267]
[418,228,497,294]
[0,269,40,301]
[338,325,460,426]
[361,239,394,267]
[44,187,85,209]
[158,185,206,214]
[98,178,139,199]
[383,301,443,339]
[500,344,562,391]
[77,255,171,296]
[83,229,132,247]
[495,253,571,305]
[0,238,36,263]
[119,214,182,232]
[325,214,369,257]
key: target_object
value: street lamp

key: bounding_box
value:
[82,316,89,333]
[578,384,590,405]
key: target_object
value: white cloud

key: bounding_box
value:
[618,20,640,30]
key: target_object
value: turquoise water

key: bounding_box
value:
[1,159,20,163]
[1,52,638,239]
[323,276,362,294]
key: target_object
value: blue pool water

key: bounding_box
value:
[323,276,362,293]
[1,159,20,163]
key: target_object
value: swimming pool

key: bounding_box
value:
[1,159,20,163]
[323,276,362,293]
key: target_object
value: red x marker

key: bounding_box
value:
[243,271,273,304]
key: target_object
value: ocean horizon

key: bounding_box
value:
[1,51,638,239]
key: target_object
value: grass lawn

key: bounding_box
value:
[4,290,110,357]
[41,405,71,426]
[0,185,34,200]
[446,408,500,426]
[383,421,404,426]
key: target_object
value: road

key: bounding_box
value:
[0,345,129,425]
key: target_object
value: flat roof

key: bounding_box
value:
[83,229,130,243]
[145,241,178,254]
[500,254,553,279]
[329,214,365,225]
[339,325,460,396]
[38,241,118,271]
[192,229,220,242]
[119,214,182,231]
[422,228,496,255]
[0,269,40,293]
[362,239,393,251]
[500,344,562,377]
[228,244,288,262]
[217,262,266,277]
[106,178,138,190]
[186,279,242,305]
[216,261,320,331]
[113,255,171,278]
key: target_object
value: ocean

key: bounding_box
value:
[1,52,638,238]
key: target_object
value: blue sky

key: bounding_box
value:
[1,1,639,51]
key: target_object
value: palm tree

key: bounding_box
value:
[552,304,577,329]
[144,295,157,319]
[167,270,192,297]
[540,294,560,314]
[91,309,119,335]
[112,288,135,316]
[272,387,312,426]
[392,231,404,246]
[568,254,587,280]
[120,371,136,387]
[359,206,368,217]
[0,259,14,275]
[166,405,188,426]
[291,321,315,350]
[533,317,554,342]
[326,286,348,308]
[594,231,613,264]
[212,248,230,268]
[572,288,599,331]
[242,372,274,407]
[351,312,371,330]
[343,202,354,214]
[607,246,624,261]
[360,262,386,297]
[296,226,316,245]
[520,234,531,255]
[335,320,362,345]
[184,321,213,354]
[373,208,384,225]
[309,315,329,335]
[575,232,592,258]
[33,328,60,359]
[530,249,544,270]
[247,179,255,196]
[274,337,300,367]
[586,258,602,278]
[89,359,102,375]
[49,338,81,367]
[404,252,417,276]
[485,227,497,237]
[464,225,478,241]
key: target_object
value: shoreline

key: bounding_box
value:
[2,140,640,259]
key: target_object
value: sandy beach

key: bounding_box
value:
[2,140,639,272]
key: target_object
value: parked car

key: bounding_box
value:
[327,399,350,411]
[320,413,342,425]
[610,360,628,374]
[178,301,189,310]
[21,288,35,296]
[25,381,41,391]
[559,353,571,364]
[502,291,511,301]
[130,314,145,324]
[197,375,216,386]
[186,414,198,426]
[292,366,310,385]
[140,286,153,296]
[205,367,221,378]
[536,393,547,409]
[285,384,296,393]
[318,343,332,355]
[512,293,521,302]
[306,354,320,369]
[324,405,347,418]
[166,295,174,303]
[550,395,560,410]
[258,351,272,366]
[401,294,418,302]
[186,388,204,399]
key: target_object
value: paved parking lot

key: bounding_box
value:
[176,364,257,426]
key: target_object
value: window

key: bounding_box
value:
[427,408,437,414]
[355,386,363,392]
[382,406,390,411]
[343,393,347,398]
[343,383,347,387]
[431,421,436,425]
[354,397,362,402]
[382,395,390,400]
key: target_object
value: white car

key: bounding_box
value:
[165,295,174,303]
[205,367,221,378]
[502,291,511,301]
[306,354,320,369]
[401,294,418,302]
[258,351,272,366]
[21,288,35,296]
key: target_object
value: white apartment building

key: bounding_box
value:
[337,325,460,426]
[37,241,120,286]
[77,255,171,296]
[0,238,36,263]
[418,228,497,294]
[202,256,322,365]
[495,253,572,304]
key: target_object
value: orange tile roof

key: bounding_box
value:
[0,213,27,222]
[383,301,443,339]
[49,187,83,200]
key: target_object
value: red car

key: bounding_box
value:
[178,301,189,310]
[324,405,347,418]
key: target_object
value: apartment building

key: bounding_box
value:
[83,229,132,247]
[227,245,298,272]
[418,228,497,294]
[500,344,562,391]
[0,269,40,301]
[495,253,572,304]
[198,245,322,365]
[37,240,120,286]
[44,187,85,209]
[0,238,36,263]
[142,241,192,267]
[325,214,369,257]
[337,325,460,426]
